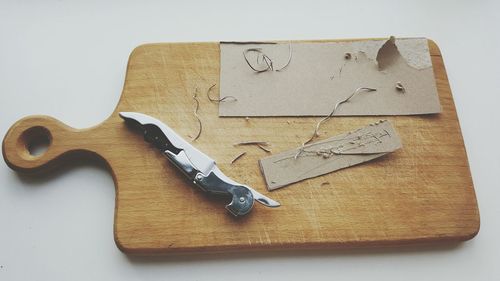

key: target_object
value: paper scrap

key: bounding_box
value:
[219,38,441,117]
[376,36,399,70]
[259,120,402,190]
[350,37,432,70]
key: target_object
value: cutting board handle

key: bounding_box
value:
[2,115,99,173]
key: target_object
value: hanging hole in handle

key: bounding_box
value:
[17,126,52,159]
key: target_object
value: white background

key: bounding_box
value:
[1,0,499,280]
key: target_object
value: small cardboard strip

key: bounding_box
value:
[259,120,402,190]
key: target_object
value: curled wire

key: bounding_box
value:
[294,87,377,159]
[276,41,292,72]
[243,48,273,72]
[243,42,292,73]
[206,84,237,102]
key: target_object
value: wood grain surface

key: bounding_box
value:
[2,39,480,254]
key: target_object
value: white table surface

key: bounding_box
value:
[1,1,499,280]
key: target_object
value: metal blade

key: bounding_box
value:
[119,112,215,175]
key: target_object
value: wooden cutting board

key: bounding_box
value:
[2,39,479,254]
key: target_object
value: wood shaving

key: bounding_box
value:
[234,141,272,153]
[257,144,272,153]
[234,141,269,146]
[192,88,202,141]
[230,152,247,164]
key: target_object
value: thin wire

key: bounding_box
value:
[294,87,377,159]
[307,87,377,145]
[192,88,202,141]
[338,61,347,78]
[206,84,237,102]
[243,48,273,73]
[275,41,292,72]
[242,41,292,73]
[256,52,274,70]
